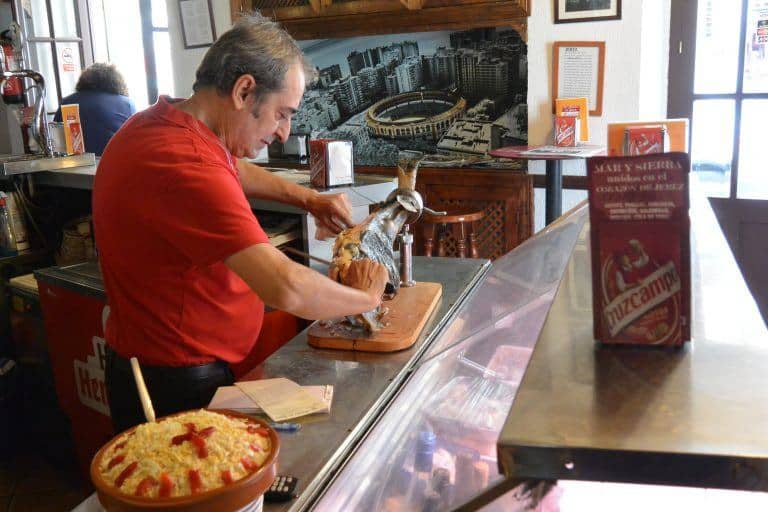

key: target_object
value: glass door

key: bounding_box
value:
[738,0,768,198]
[86,0,173,110]
[689,0,768,199]
[15,0,89,117]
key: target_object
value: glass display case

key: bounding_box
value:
[312,205,588,511]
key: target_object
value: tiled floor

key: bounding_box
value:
[0,452,89,512]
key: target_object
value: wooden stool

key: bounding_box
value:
[421,209,484,258]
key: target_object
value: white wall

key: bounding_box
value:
[639,0,671,119]
[526,0,670,230]
[527,0,671,147]
[166,1,233,97]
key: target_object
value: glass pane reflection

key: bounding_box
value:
[737,100,768,199]
[56,42,82,98]
[153,31,175,98]
[691,99,733,198]
[30,43,58,115]
[51,0,79,38]
[88,0,110,63]
[743,0,768,93]
[25,0,51,38]
[694,0,743,94]
[100,0,148,109]
[152,0,169,28]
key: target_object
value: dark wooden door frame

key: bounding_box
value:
[666,0,697,121]
[669,0,768,199]
[670,2,768,325]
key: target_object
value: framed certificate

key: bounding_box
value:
[552,41,605,116]
[179,0,217,49]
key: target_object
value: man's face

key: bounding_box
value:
[230,63,305,158]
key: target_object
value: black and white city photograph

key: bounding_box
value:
[295,27,528,166]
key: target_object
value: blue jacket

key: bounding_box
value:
[54,91,137,156]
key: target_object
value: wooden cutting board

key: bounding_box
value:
[307,281,442,352]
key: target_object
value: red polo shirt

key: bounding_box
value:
[93,96,269,366]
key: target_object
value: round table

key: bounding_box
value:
[490,145,606,225]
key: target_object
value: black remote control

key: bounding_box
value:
[264,475,298,503]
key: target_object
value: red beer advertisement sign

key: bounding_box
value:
[587,152,691,345]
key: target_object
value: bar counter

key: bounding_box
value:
[248,257,489,511]
[69,256,490,512]
[69,176,768,511]
[492,178,768,504]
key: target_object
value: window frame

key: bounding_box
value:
[12,0,93,113]
[11,0,169,111]
[668,0,768,199]
[139,0,166,104]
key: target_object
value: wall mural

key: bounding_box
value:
[296,27,528,167]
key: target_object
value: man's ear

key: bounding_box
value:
[231,74,257,111]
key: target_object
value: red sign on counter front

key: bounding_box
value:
[74,334,110,416]
[587,152,691,346]
[37,282,114,483]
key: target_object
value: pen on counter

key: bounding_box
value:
[270,422,302,432]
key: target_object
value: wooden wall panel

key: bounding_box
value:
[231,0,529,40]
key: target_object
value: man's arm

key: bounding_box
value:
[225,242,388,320]
[236,159,352,234]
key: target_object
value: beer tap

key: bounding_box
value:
[0,69,55,157]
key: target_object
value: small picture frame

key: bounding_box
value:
[179,0,216,49]
[554,0,622,24]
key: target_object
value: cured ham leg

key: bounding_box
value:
[329,153,423,332]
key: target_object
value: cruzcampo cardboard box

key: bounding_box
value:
[587,152,691,346]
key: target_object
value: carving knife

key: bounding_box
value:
[281,246,332,266]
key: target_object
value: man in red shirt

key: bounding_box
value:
[93,14,388,432]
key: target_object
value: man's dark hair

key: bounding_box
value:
[193,13,316,103]
[76,63,129,96]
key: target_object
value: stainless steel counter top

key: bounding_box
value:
[34,260,104,300]
[243,256,491,511]
[34,163,98,189]
[497,180,768,491]
[32,163,396,197]
[0,153,96,176]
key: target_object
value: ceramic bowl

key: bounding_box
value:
[90,409,279,512]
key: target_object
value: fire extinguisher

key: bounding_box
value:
[0,33,23,104]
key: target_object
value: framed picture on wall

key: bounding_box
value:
[554,0,621,24]
[552,41,605,116]
[179,0,217,48]
[293,27,528,167]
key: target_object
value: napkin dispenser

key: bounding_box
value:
[309,139,354,188]
[268,133,309,161]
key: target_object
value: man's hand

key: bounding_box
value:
[340,259,388,304]
[308,193,353,237]
[236,161,353,238]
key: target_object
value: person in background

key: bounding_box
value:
[54,63,136,155]
[93,13,388,433]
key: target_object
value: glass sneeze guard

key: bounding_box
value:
[312,204,588,511]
